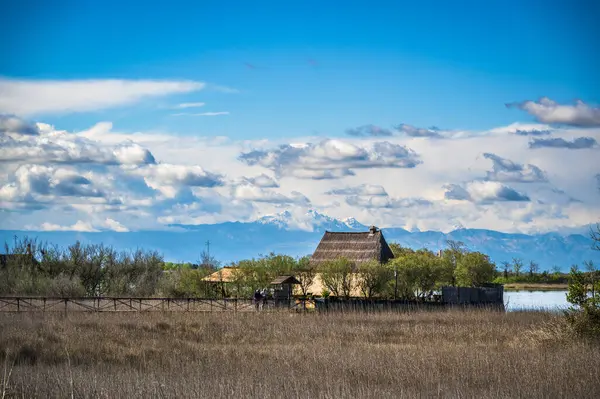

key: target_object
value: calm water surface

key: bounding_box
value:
[505,290,569,311]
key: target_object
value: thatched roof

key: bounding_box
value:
[271,275,301,285]
[310,226,394,265]
[202,267,239,283]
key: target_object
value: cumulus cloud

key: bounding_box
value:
[483,153,547,183]
[346,195,431,209]
[326,183,429,209]
[3,165,104,201]
[507,97,600,127]
[326,184,388,196]
[102,218,129,232]
[0,78,205,116]
[242,174,280,188]
[529,137,597,149]
[0,114,39,135]
[136,164,224,198]
[37,220,99,232]
[2,116,599,235]
[231,184,310,205]
[444,181,530,203]
[0,117,156,165]
[345,124,393,137]
[514,129,552,136]
[394,123,442,138]
[239,139,421,179]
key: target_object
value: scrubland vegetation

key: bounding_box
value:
[0,228,599,398]
[1,237,499,299]
[1,310,599,398]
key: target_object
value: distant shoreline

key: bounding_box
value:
[503,283,568,291]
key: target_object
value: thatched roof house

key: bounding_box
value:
[310,225,394,266]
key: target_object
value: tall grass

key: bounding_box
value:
[0,310,598,398]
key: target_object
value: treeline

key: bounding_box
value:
[1,237,496,299]
[493,257,570,285]
[5,236,596,299]
[1,237,164,297]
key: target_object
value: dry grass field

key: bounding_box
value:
[1,310,599,398]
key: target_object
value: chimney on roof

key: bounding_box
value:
[369,225,378,235]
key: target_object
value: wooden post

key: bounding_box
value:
[187,298,190,312]
[114,298,117,311]
[64,299,68,314]
[16,298,20,312]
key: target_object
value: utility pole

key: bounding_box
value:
[394,265,398,300]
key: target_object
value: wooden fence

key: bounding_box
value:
[0,297,310,313]
[0,296,505,313]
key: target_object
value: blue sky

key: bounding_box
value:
[2,0,598,138]
[0,0,599,234]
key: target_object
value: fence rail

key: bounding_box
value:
[0,296,505,313]
[0,297,309,313]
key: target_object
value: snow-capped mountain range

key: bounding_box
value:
[1,210,598,271]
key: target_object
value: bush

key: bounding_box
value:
[565,265,600,339]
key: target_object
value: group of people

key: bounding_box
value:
[253,289,269,310]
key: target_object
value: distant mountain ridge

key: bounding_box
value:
[1,210,598,271]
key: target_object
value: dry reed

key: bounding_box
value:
[0,310,598,398]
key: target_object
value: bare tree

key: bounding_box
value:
[591,224,600,252]
[528,261,539,278]
[501,261,511,279]
[512,258,523,277]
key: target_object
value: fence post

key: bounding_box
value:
[16,298,20,312]
[64,298,68,314]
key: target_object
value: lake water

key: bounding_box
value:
[504,290,569,312]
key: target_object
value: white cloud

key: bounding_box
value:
[483,153,547,183]
[0,78,204,116]
[508,97,600,127]
[38,220,99,232]
[173,102,205,109]
[102,218,129,232]
[1,117,599,235]
[239,139,421,179]
[444,181,530,203]
[172,111,229,116]
[136,163,224,198]
[242,174,280,188]
[0,119,156,165]
[231,184,310,205]
[327,184,388,196]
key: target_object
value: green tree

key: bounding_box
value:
[454,252,496,287]
[565,264,600,338]
[356,260,393,299]
[319,257,355,299]
[293,256,317,297]
[388,243,415,258]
